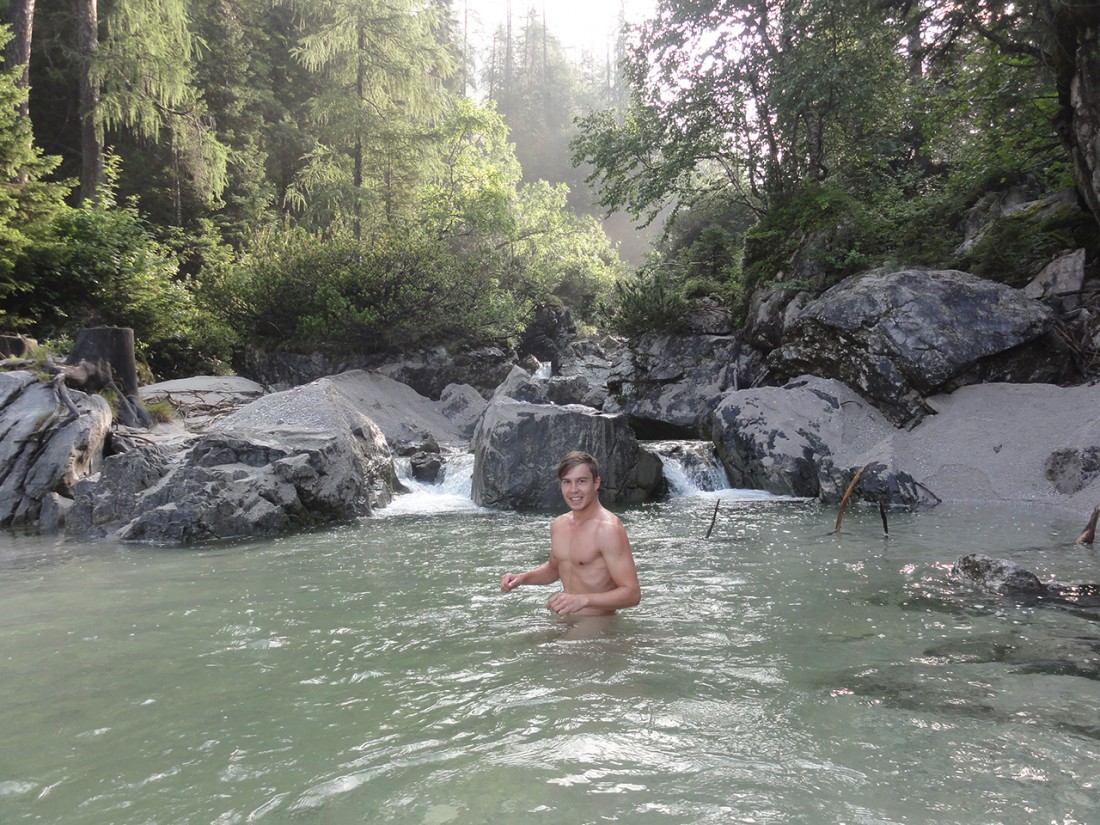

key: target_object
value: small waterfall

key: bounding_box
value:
[646,440,732,496]
[383,451,479,515]
[533,359,552,380]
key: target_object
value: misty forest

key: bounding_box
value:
[1,0,1099,379]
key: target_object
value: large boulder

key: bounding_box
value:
[0,371,112,531]
[375,346,516,400]
[605,333,741,435]
[471,399,664,509]
[767,268,1060,426]
[323,369,466,449]
[710,375,928,503]
[67,378,398,544]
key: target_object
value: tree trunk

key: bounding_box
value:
[5,0,36,120]
[1049,4,1100,230]
[63,327,152,428]
[77,0,103,204]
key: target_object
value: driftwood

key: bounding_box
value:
[704,498,720,539]
[832,464,869,535]
[1075,505,1099,545]
[879,498,889,536]
[0,334,35,358]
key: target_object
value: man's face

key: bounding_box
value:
[560,464,600,511]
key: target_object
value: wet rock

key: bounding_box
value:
[411,450,443,483]
[951,553,1049,596]
[471,399,664,509]
[436,383,488,440]
[710,376,930,505]
[68,379,399,544]
[1044,447,1100,494]
[492,364,549,404]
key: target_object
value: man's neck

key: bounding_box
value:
[570,502,603,522]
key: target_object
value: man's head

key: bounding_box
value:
[557,451,601,513]
[557,451,600,482]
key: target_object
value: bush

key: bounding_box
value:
[213,229,529,354]
[600,265,690,337]
[7,199,234,378]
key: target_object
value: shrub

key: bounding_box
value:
[215,229,529,354]
[600,265,690,337]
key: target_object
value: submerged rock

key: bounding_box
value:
[951,553,1049,596]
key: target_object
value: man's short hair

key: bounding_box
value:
[557,450,600,481]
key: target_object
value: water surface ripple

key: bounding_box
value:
[1,497,1098,823]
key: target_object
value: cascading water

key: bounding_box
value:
[385,450,479,515]
[646,439,733,496]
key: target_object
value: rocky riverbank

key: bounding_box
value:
[3,257,1100,545]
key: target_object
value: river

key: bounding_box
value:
[1,451,1098,824]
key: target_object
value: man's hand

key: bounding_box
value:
[500,573,521,592]
[547,592,590,615]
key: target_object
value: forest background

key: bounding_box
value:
[0,0,1098,381]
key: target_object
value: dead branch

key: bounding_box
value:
[1075,505,1099,545]
[705,498,720,539]
[832,464,869,535]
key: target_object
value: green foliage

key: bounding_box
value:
[6,191,233,377]
[209,228,528,354]
[958,204,1100,288]
[0,27,70,321]
[600,265,691,337]
[144,398,177,424]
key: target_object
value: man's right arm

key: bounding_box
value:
[501,559,559,592]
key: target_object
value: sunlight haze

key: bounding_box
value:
[461,0,657,57]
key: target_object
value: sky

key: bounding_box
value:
[460,0,657,58]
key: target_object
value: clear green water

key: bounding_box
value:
[2,491,1099,824]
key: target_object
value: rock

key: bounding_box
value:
[517,304,576,372]
[710,375,927,503]
[1023,248,1087,312]
[437,383,488,439]
[746,285,802,351]
[1043,447,1100,494]
[471,399,664,508]
[492,364,549,404]
[768,268,1058,426]
[411,450,443,483]
[140,375,266,428]
[242,345,518,400]
[227,369,465,452]
[376,346,517,400]
[0,371,112,531]
[546,374,592,407]
[67,378,398,544]
[685,298,733,335]
[605,333,741,435]
[951,554,1048,596]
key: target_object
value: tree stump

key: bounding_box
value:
[63,326,153,428]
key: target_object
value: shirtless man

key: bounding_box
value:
[500,451,640,616]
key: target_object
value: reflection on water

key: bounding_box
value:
[1,495,1099,824]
